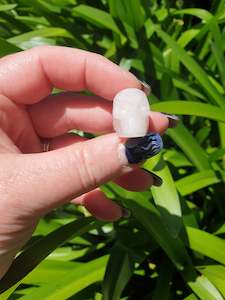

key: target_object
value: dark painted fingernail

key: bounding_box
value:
[139,80,151,96]
[141,168,163,187]
[161,113,179,128]
[122,208,131,218]
[125,133,163,164]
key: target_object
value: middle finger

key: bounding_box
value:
[28,92,169,138]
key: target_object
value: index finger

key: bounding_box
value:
[0,45,141,104]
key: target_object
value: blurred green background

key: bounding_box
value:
[0,1,225,299]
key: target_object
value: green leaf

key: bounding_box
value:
[152,258,173,300]
[152,101,225,123]
[103,243,134,300]
[174,8,225,90]
[167,123,210,171]
[177,29,200,48]
[145,156,182,238]
[72,5,122,35]
[8,27,74,47]
[123,196,222,299]
[185,274,224,300]
[20,256,107,300]
[183,294,198,300]
[0,4,17,11]
[0,37,21,57]
[123,196,190,271]
[15,16,50,27]
[164,149,192,167]
[0,217,94,293]
[23,260,82,285]
[198,265,225,296]
[108,0,146,31]
[185,227,225,265]
[176,170,224,196]
[154,26,225,109]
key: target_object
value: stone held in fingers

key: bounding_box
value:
[113,88,150,138]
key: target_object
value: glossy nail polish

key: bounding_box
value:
[139,80,151,96]
[162,113,179,128]
[141,168,163,187]
[125,133,163,164]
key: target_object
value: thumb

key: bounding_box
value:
[4,132,162,217]
[6,134,128,216]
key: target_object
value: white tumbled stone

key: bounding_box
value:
[112,88,150,138]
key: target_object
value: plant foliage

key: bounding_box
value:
[0,0,225,299]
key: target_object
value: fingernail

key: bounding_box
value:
[141,168,163,187]
[122,207,131,218]
[125,133,163,164]
[139,80,151,96]
[161,113,179,128]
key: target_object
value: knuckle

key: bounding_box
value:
[75,144,98,191]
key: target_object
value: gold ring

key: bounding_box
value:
[42,140,51,152]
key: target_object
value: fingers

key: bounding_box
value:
[29,92,169,137]
[5,133,129,217]
[29,93,113,137]
[114,168,153,191]
[0,46,141,104]
[72,188,122,222]
[46,133,154,192]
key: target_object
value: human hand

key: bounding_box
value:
[0,46,171,277]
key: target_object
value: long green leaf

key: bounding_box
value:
[0,37,21,57]
[123,197,190,270]
[185,227,225,265]
[176,170,224,196]
[103,243,134,300]
[0,217,94,293]
[0,4,17,11]
[20,256,107,300]
[167,123,210,171]
[152,101,225,122]
[185,274,223,300]
[8,28,74,47]
[123,197,222,299]
[174,8,225,90]
[108,0,146,31]
[152,258,173,300]
[145,156,182,238]
[23,260,82,285]
[198,265,225,296]
[72,5,122,35]
[154,26,225,109]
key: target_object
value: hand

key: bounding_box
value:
[0,46,169,277]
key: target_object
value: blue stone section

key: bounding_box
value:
[125,133,163,164]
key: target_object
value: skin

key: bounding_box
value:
[0,46,169,277]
